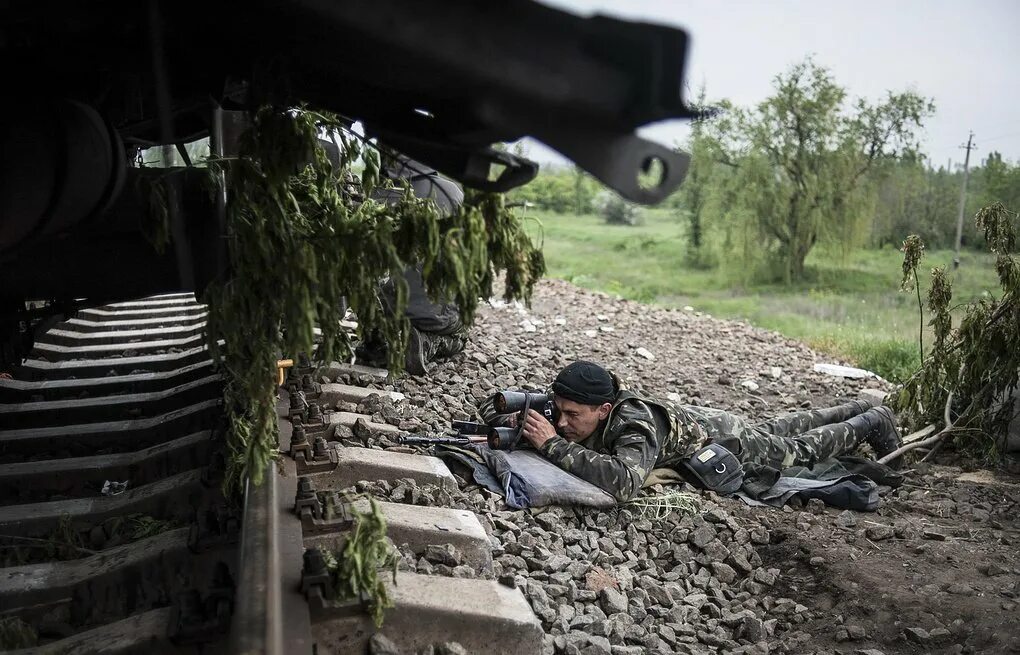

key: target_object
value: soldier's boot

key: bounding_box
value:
[404,327,432,376]
[862,406,902,464]
[405,328,467,376]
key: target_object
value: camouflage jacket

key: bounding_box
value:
[476,380,705,501]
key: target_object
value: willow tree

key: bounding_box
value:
[705,59,933,283]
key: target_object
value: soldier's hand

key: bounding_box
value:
[522,409,557,449]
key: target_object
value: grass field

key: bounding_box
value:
[523,207,1003,382]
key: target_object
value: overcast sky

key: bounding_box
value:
[525,0,1020,169]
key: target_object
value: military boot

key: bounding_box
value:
[404,327,447,376]
[404,327,429,376]
[863,406,902,463]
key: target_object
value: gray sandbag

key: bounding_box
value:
[480,448,617,509]
[436,445,615,509]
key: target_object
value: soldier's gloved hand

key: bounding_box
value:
[522,409,557,449]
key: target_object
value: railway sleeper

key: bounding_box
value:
[317,383,405,406]
[78,304,207,322]
[302,568,543,655]
[36,323,207,348]
[0,469,209,539]
[60,313,208,334]
[0,375,223,429]
[311,446,458,491]
[0,528,233,631]
[0,431,216,505]
[5,607,197,655]
[299,493,493,573]
[0,360,216,403]
[31,334,206,362]
[0,399,222,460]
[98,296,202,311]
[15,346,214,380]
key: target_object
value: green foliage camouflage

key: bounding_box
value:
[201,107,544,491]
[895,203,1020,457]
[320,497,398,628]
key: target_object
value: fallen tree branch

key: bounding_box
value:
[902,423,938,444]
[879,430,949,464]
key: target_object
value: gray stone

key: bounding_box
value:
[369,633,402,655]
[982,562,1009,576]
[865,525,895,541]
[847,625,866,640]
[727,550,753,574]
[836,625,866,642]
[737,616,765,642]
[904,627,930,643]
[600,587,629,615]
[836,510,858,528]
[535,512,562,531]
[753,568,777,586]
[645,583,673,607]
[859,388,889,405]
[945,583,975,595]
[710,562,737,584]
[682,593,708,608]
[423,543,463,566]
[581,636,612,655]
[689,525,717,549]
[436,643,468,655]
[545,555,572,573]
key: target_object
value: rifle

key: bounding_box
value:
[397,434,488,447]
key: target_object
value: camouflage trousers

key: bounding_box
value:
[685,400,880,469]
[417,327,468,360]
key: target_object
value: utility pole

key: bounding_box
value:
[953,132,976,269]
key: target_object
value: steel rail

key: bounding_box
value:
[230,389,313,654]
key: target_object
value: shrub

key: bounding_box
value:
[596,191,644,226]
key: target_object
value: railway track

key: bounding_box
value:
[0,294,542,654]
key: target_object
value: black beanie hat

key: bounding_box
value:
[552,361,616,405]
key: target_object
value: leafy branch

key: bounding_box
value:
[202,107,544,491]
[894,203,1020,460]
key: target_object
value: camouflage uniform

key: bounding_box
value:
[477,376,884,502]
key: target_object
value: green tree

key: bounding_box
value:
[509,167,597,214]
[978,151,1020,213]
[703,59,933,283]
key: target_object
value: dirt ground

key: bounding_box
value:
[752,464,1020,654]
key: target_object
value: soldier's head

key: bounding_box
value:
[551,361,617,442]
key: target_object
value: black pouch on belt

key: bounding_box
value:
[681,443,744,494]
